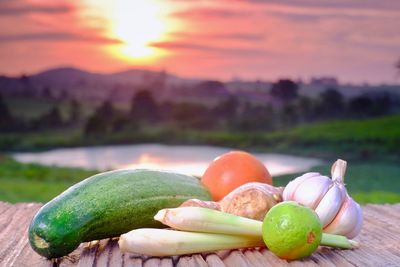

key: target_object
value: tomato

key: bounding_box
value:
[201,151,273,201]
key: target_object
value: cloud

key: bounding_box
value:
[169,0,400,11]
[171,8,248,19]
[0,32,122,44]
[169,32,265,42]
[234,0,400,10]
[168,1,400,30]
[0,2,73,16]
[179,0,394,24]
[150,41,269,57]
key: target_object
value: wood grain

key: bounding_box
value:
[0,202,399,267]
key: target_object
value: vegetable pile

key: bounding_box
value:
[119,204,358,260]
[28,150,363,262]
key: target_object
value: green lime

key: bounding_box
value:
[262,201,322,260]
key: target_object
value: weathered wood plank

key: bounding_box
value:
[259,249,291,266]
[223,250,253,267]
[1,202,400,267]
[159,258,174,267]
[307,250,343,267]
[143,258,162,267]
[0,202,20,236]
[192,254,210,267]
[142,257,174,267]
[310,247,355,267]
[177,254,208,267]
[0,201,12,215]
[123,254,143,267]
[244,249,272,267]
[204,254,225,267]
[364,205,400,235]
[93,239,120,267]
[0,203,50,267]
[329,210,400,267]
[212,250,231,260]
[76,243,97,267]
[57,243,87,267]
[369,204,400,218]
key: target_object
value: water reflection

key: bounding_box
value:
[12,144,322,176]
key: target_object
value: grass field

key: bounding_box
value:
[200,115,400,161]
[0,156,96,203]
[0,156,398,204]
[266,115,400,159]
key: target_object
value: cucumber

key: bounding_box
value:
[28,169,211,259]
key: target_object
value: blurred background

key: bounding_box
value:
[0,0,399,204]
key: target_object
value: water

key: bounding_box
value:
[12,144,322,177]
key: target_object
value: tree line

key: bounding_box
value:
[83,80,399,135]
[0,79,399,135]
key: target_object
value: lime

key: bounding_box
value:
[262,201,322,260]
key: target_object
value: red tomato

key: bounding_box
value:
[201,151,273,201]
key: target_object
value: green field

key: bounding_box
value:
[0,157,398,204]
[265,115,400,159]
[199,115,400,161]
[0,157,96,203]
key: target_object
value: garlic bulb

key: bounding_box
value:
[283,159,363,239]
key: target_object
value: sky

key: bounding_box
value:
[0,0,400,84]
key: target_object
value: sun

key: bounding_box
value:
[112,0,165,58]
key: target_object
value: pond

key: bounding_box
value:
[12,144,322,177]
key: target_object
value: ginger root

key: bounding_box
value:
[179,198,221,210]
[180,182,283,221]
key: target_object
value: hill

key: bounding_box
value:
[0,66,197,104]
[1,67,399,107]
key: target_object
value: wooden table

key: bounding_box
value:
[0,201,399,267]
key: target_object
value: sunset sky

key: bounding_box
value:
[1,0,399,84]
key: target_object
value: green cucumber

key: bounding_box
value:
[28,169,211,259]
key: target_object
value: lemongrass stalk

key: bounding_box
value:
[321,233,359,249]
[154,207,262,236]
[119,228,265,256]
[155,207,358,249]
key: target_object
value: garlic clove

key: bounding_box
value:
[293,175,331,209]
[315,183,346,227]
[345,202,363,239]
[323,195,363,238]
[282,172,320,201]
